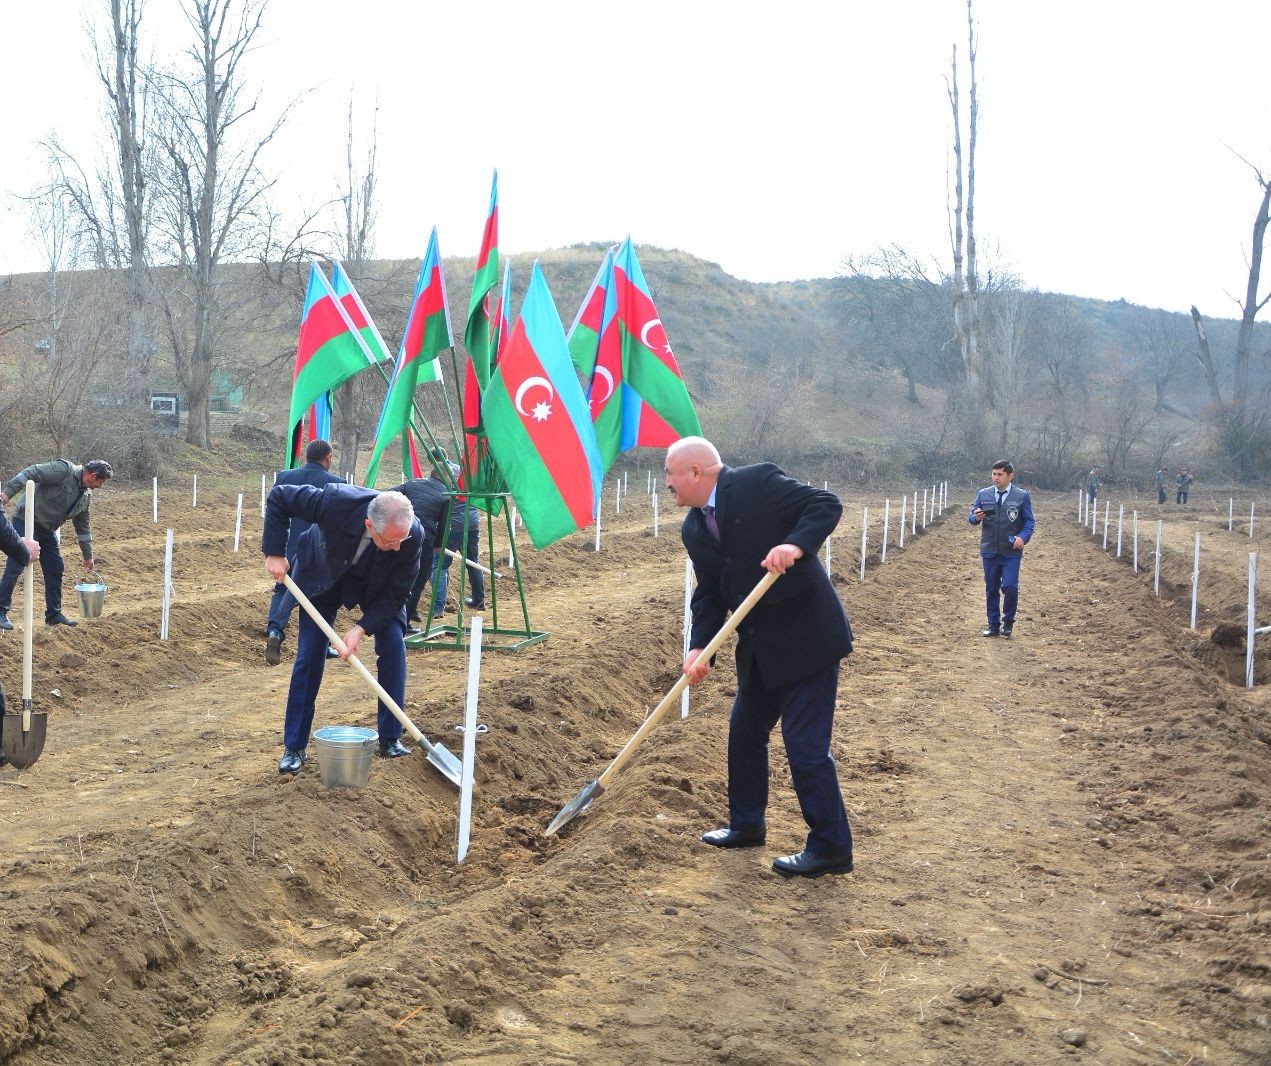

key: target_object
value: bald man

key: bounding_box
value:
[667,437,855,878]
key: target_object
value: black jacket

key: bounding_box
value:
[274,461,347,558]
[0,510,29,566]
[262,483,423,636]
[681,463,852,691]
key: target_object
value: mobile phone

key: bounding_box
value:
[980,505,996,515]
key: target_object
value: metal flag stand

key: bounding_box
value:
[404,489,548,654]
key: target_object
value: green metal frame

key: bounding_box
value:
[404,490,549,653]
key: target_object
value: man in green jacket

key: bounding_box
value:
[0,459,112,629]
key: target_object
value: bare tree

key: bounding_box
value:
[981,281,1035,451]
[1190,157,1271,475]
[1093,374,1157,478]
[1129,307,1193,415]
[946,0,984,402]
[839,245,954,404]
[149,0,284,448]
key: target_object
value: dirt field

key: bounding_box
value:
[0,475,1268,1065]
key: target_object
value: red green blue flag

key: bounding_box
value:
[589,238,700,472]
[566,250,612,380]
[330,261,394,365]
[364,228,450,486]
[482,262,602,549]
[288,263,379,467]
[463,171,499,391]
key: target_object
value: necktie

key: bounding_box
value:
[702,504,721,541]
[998,491,1007,509]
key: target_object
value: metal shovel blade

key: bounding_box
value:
[1,698,47,770]
[545,778,604,837]
[420,741,463,789]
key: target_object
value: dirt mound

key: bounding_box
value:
[1,484,1268,1064]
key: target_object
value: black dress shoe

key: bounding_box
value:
[701,825,766,848]
[326,645,341,659]
[1000,623,1013,638]
[463,597,486,610]
[772,850,854,878]
[46,612,78,627]
[265,630,283,666]
[378,738,412,758]
[0,611,11,631]
[278,748,307,774]
[981,626,1000,638]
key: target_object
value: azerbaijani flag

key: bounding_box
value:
[461,261,514,502]
[566,250,612,380]
[364,228,451,486]
[589,238,700,472]
[330,261,393,365]
[287,263,379,467]
[463,171,499,391]
[482,262,601,549]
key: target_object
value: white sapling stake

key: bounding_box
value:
[652,491,659,537]
[1190,531,1201,629]
[594,506,601,553]
[1154,520,1162,596]
[1133,511,1139,572]
[911,491,917,535]
[152,477,158,523]
[160,528,174,640]
[681,559,693,719]
[456,615,483,864]
[922,488,928,529]
[859,507,868,582]
[1102,501,1109,549]
[192,475,197,508]
[1116,505,1124,557]
[899,494,907,548]
[260,474,267,517]
[881,499,890,563]
[233,493,243,552]
[647,470,652,494]
[1077,489,1084,524]
[1246,553,1257,690]
[615,480,621,516]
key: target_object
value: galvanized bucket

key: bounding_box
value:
[74,569,107,619]
[313,725,378,789]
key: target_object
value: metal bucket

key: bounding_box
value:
[313,725,378,789]
[74,570,108,619]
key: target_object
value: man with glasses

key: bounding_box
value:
[262,483,423,774]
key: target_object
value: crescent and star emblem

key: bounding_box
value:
[590,366,615,410]
[514,376,555,423]
[639,318,673,355]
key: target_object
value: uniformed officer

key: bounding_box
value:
[969,460,1035,639]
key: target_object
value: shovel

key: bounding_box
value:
[282,573,462,789]
[546,568,780,837]
[2,484,47,768]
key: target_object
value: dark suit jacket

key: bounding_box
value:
[262,483,423,636]
[275,461,346,558]
[0,510,29,566]
[389,476,451,550]
[681,463,853,691]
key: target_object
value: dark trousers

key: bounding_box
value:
[0,523,64,619]
[266,582,296,635]
[981,552,1022,627]
[1176,490,1189,504]
[727,663,852,856]
[1158,488,1167,504]
[282,588,405,750]
[431,532,485,613]
[407,549,437,621]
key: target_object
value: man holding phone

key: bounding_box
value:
[969,460,1035,638]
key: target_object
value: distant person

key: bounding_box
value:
[264,440,345,666]
[1086,466,1101,505]
[0,459,112,630]
[389,456,453,630]
[432,494,485,616]
[969,460,1035,639]
[1175,468,1194,505]
[0,508,40,767]
[1155,466,1170,505]
[262,484,423,774]
[667,436,855,879]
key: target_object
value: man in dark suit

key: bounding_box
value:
[969,459,1036,639]
[262,483,423,773]
[667,437,855,879]
[264,440,346,665]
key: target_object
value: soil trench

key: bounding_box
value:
[0,489,1267,1065]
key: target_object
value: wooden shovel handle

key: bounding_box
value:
[597,568,780,788]
[22,484,35,707]
[281,573,425,746]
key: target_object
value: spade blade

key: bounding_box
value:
[2,698,47,770]
[545,778,603,837]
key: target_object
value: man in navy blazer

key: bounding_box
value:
[264,440,346,665]
[262,482,423,773]
[668,437,855,879]
[968,459,1036,638]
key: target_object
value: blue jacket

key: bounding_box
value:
[681,463,852,691]
[968,484,1035,555]
[262,483,423,636]
[274,461,346,558]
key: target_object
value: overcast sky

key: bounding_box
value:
[1,0,1267,316]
